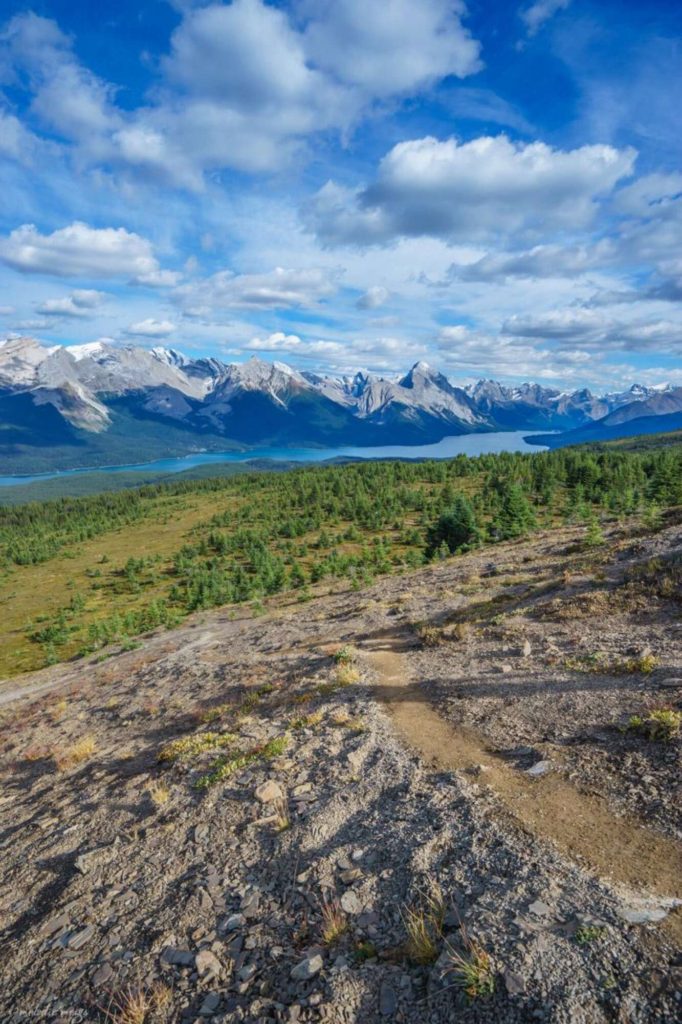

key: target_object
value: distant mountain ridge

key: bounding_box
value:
[0,336,675,471]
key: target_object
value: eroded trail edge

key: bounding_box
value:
[361,634,682,933]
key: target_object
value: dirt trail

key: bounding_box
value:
[361,634,682,939]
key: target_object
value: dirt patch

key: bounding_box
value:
[362,634,682,942]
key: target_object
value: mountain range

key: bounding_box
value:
[0,336,680,472]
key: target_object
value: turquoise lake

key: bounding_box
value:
[0,430,548,488]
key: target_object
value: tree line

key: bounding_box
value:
[3,440,680,668]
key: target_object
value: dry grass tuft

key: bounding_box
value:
[49,698,68,722]
[402,881,445,965]
[147,780,171,807]
[53,735,96,771]
[272,796,291,832]
[321,897,348,944]
[157,731,235,764]
[290,710,324,730]
[413,622,444,647]
[444,927,495,1001]
[622,653,659,675]
[99,980,172,1023]
[344,715,366,734]
[450,621,471,642]
[336,664,361,686]
[330,708,366,731]
[198,702,232,725]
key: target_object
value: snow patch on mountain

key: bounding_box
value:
[0,338,677,445]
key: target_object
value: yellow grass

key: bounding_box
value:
[53,734,96,771]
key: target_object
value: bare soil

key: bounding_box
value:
[1,517,681,1023]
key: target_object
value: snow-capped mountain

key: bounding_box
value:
[463,379,670,430]
[0,337,676,470]
[303,361,484,432]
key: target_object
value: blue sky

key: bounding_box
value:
[0,0,681,389]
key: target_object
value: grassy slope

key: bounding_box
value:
[0,492,215,676]
[0,472,436,678]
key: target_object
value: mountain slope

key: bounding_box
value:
[1,512,681,1023]
[0,337,675,470]
[528,388,682,448]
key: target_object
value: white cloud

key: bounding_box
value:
[612,175,682,270]
[0,109,42,164]
[356,285,390,310]
[36,289,106,317]
[0,222,169,280]
[520,0,571,37]
[613,172,682,218]
[244,330,428,373]
[437,322,593,381]
[0,4,484,186]
[503,309,682,354]
[451,242,613,282]
[300,0,481,97]
[134,269,183,288]
[503,308,605,340]
[174,266,338,313]
[307,135,636,245]
[441,88,534,134]
[165,1,329,110]
[245,331,312,353]
[1,13,121,149]
[125,318,176,338]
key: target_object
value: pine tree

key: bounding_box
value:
[643,502,663,531]
[494,483,537,540]
[426,494,479,556]
[584,515,605,548]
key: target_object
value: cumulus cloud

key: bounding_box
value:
[244,331,307,353]
[125,318,176,338]
[36,289,106,317]
[356,285,390,310]
[0,4,484,186]
[174,266,338,314]
[519,0,571,37]
[307,135,636,246]
[0,222,162,279]
[300,0,481,97]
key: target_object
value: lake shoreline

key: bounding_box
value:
[0,431,551,490]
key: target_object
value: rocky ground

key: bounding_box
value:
[1,516,681,1023]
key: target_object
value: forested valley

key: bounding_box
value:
[1,439,681,677]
